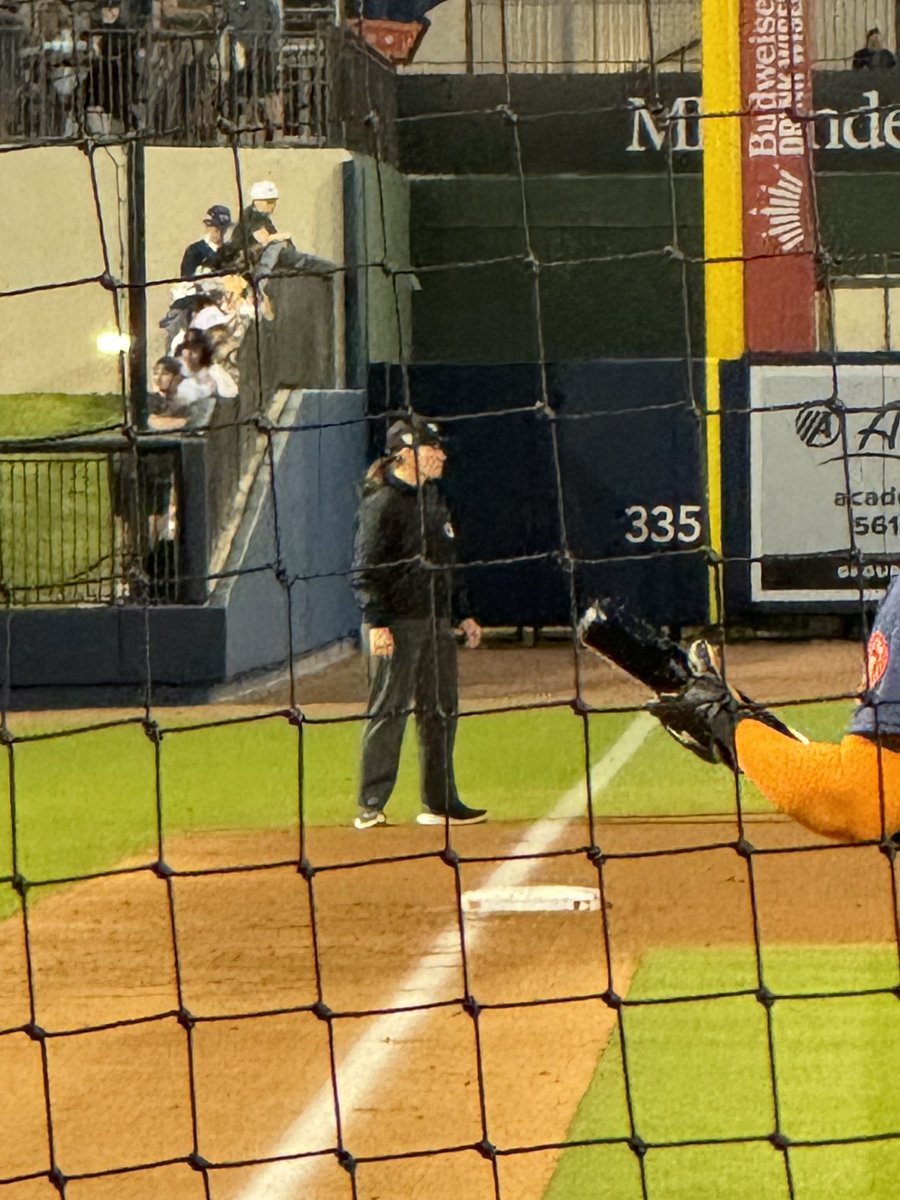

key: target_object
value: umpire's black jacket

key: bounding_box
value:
[352,469,466,626]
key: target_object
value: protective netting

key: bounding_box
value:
[2,2,900,1198]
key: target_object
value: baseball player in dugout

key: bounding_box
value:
[579,577,900,843]
[352,417,487,830]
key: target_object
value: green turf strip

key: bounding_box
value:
[544,946,900,1200]
[0,394,123,439]
[0,707,635,910]
[0,699,855,917]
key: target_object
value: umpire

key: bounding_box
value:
[352,417,487,829]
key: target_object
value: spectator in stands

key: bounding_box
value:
[853,27,896,70]
[175,327,238,416]
[214,179,332,285]
[84,0,139,132]
[223,0,282,140]
[180,204,232,278]
[148,355,184,428]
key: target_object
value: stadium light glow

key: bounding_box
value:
[96,331,131,355]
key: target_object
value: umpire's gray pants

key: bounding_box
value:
[359,617,461,814]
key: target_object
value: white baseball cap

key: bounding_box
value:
[249,180,279,201]
[191,306,229,331]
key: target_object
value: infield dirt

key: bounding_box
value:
[0,638,889,1200]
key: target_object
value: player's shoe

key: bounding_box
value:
[416,803,487,826]
[354,809,387,830]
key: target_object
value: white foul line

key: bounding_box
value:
[235,710,656,1200]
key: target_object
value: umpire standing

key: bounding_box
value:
[352,417,487,829]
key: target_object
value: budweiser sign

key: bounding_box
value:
[741,0,816,350]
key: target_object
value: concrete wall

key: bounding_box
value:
[0,145,412,397]
[0,145,129,395]
[220,388,368,679]
[144,145,352,377]
[344,156,413,385]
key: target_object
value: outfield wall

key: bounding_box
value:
[369,360,709,628]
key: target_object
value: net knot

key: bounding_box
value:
[475,1138,497,1161]
[0,725,14,746]
[48,1166,67,1193]
[142,718,163,745]
[312,1000,333,1022]
[285,706,305,727]
[462,994,481,1018]
[628,1135,647,1158]
[188,1152,212,1171]
[24,1021,47,1042]
[734,837,755,860]
[152,860,174,879]
[298,857,316,881]
[177,1007,196,1031]
[586,846,605,868]
[364,109,381,132]
[756,986,775,1009]
[337,1148,357,1174]
[495,103,518,124]
[440,846,460,867]
[98,271,120,293]
[769,1131,791,1151]
[602,988,623,1011]
[12,873,28,898]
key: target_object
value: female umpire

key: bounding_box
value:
[351,417,487,829]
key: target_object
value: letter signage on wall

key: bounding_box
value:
[740,0,817,351]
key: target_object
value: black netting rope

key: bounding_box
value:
[0,4,897,1197]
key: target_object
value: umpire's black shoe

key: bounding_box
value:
[416,803,487,826]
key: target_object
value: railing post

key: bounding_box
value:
[177,438,210,604]
[127,138,148,430]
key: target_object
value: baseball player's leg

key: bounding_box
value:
[357,621,416,824]
[415,618,487,825]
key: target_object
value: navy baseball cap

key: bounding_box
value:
[385,418,443,453]
[204,205,232,229]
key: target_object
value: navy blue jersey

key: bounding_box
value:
[850,575,900,736]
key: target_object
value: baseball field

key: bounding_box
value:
[2,635,896,1199]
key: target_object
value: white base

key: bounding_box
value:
[461,884,601,914]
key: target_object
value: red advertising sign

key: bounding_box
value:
[740,0,817,351]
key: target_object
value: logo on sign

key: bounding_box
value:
[795,403,840,449]
[752,168,806,254]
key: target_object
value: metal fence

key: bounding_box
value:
[0,438,191,606]
[0,16,392,147]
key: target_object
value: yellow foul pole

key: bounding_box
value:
[702,0,744,622]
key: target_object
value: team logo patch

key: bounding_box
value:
[867,629,890,688]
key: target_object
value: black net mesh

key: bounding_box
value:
[1,2,898,1198]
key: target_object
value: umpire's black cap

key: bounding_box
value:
[385,417,443,453]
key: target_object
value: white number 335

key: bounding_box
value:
[624,504,703,545]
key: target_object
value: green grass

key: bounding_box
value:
[0,394,123,439]
[544,946,900,1200]
[0,707,635,909]
[0,698,856,914]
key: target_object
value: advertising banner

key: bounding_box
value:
[750,364,900,601]
[740,0,817,351]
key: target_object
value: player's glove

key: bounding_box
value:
[577,599,801,770]
[650,641,799,771]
